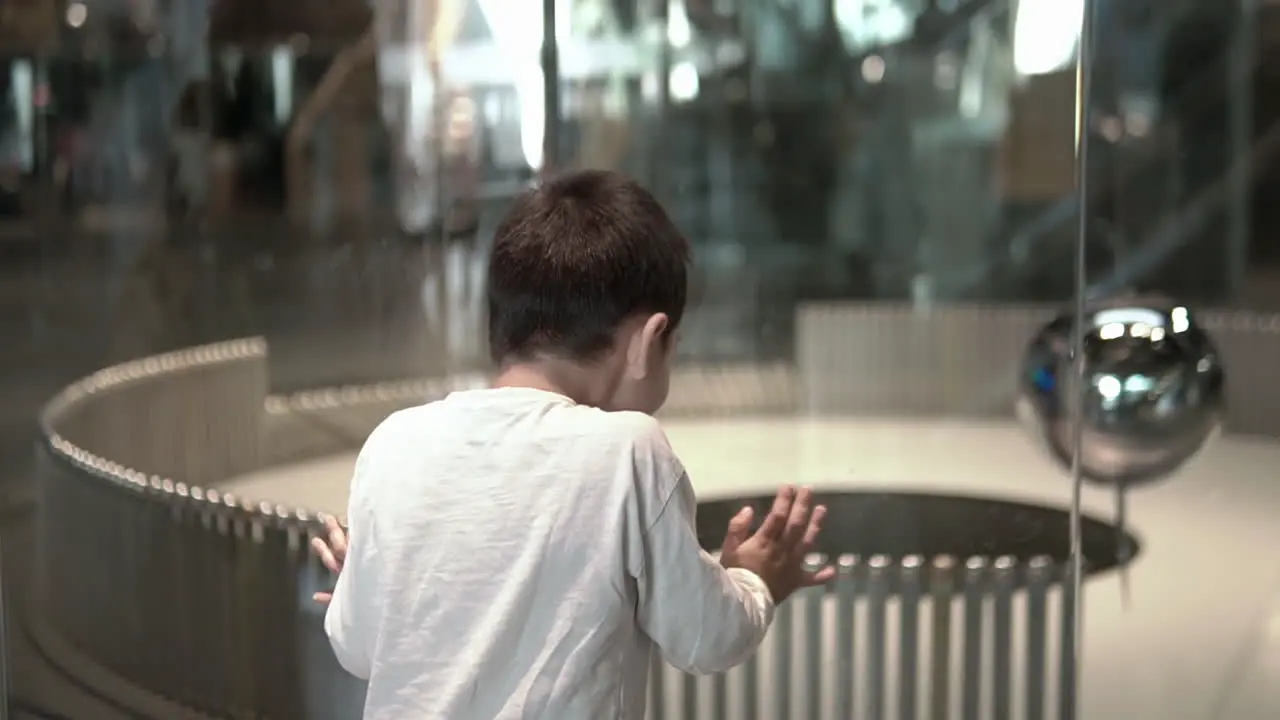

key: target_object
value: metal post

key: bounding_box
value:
[1227,0,1257,301]
[772,593,793,718]
[803,567,823,718]
[899,556,924,720]
[540,0,561,174]
[929,556,956,720]
[1025,556,1052,720]
[961,557,987,720]
[865,555,890,719]
[834,555,858,718]
[1117,482,1131,607]
[681,670,697,719]
[0,538,10,720]
[741,648,759,720]
[1068,0,1099,716]
[992,556,1016,720]
[649,652,666,720]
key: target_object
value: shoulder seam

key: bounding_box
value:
[642,467,686,538]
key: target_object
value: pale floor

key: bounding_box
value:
[224,417,1280,720]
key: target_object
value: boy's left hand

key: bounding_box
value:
[310,515,348,606]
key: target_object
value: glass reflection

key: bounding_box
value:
[1078,1,1280,719]
[1019,298,1225,485]
[7,0,1277,717]
[0,0,1092,717]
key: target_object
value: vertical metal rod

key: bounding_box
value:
[1116,482,1131,608]
[898,556,923,720]
[804,555,826,719]
[649,652,666,720]
[961,557,988,720]
[774,599,794,718]
[742,647,760,720]
[1059,562,1079,720]
[1068,0,1097,715]
[710,672,727,720]
[540,0,561,174]
[682,672,698,720]
[929,556,956,720]
[171,500,194,703]
[213,507,235,709]
[867,555,890,720]
[835,555,859,719]
[0,537,9,720]
[992,557,1016,720]
[1025,557,1051,720]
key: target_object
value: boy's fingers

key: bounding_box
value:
[801,505,827,549]
[311,536,341,574]
[782,487,814,547]
[313,591,333,605]
[760,486,796,539]
[804,565,837,586]
[756,509,787,541]
[722,506,754,554]
[324,516,348,559]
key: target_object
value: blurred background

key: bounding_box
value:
[0,0,1277,718]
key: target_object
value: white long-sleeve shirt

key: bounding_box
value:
[325,386,775,719]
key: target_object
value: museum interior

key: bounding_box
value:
[1,0,1279,718]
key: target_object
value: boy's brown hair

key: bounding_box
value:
[487,171,690,363]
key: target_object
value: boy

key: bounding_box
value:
[312,170,834,719]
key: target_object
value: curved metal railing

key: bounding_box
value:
[35,338,311,718]
[648,553,1077,720]
[31,303,1280,719]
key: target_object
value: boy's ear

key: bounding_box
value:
[626,313,670,379]
[644,313,670,344]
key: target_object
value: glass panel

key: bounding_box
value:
[0,0,1168,718]
[1074,0,1276,718]
[633,0,1090,717]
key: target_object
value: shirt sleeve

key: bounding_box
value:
[630,427,775,675]
[324,447,380,680]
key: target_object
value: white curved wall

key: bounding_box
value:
[227,418,1280,719]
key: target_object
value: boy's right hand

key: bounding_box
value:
[310,515,348,606]
[719,486,834,604]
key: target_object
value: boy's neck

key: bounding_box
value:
[492,359,619,409]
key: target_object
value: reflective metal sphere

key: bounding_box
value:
[1017,299,1225,485]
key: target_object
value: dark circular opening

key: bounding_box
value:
[697,491,1137,576]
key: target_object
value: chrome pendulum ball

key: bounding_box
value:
[1018,298,1225,603]
[1017,298,1225,486]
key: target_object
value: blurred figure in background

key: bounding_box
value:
[168,82,210,233]
[372,0,487,365]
